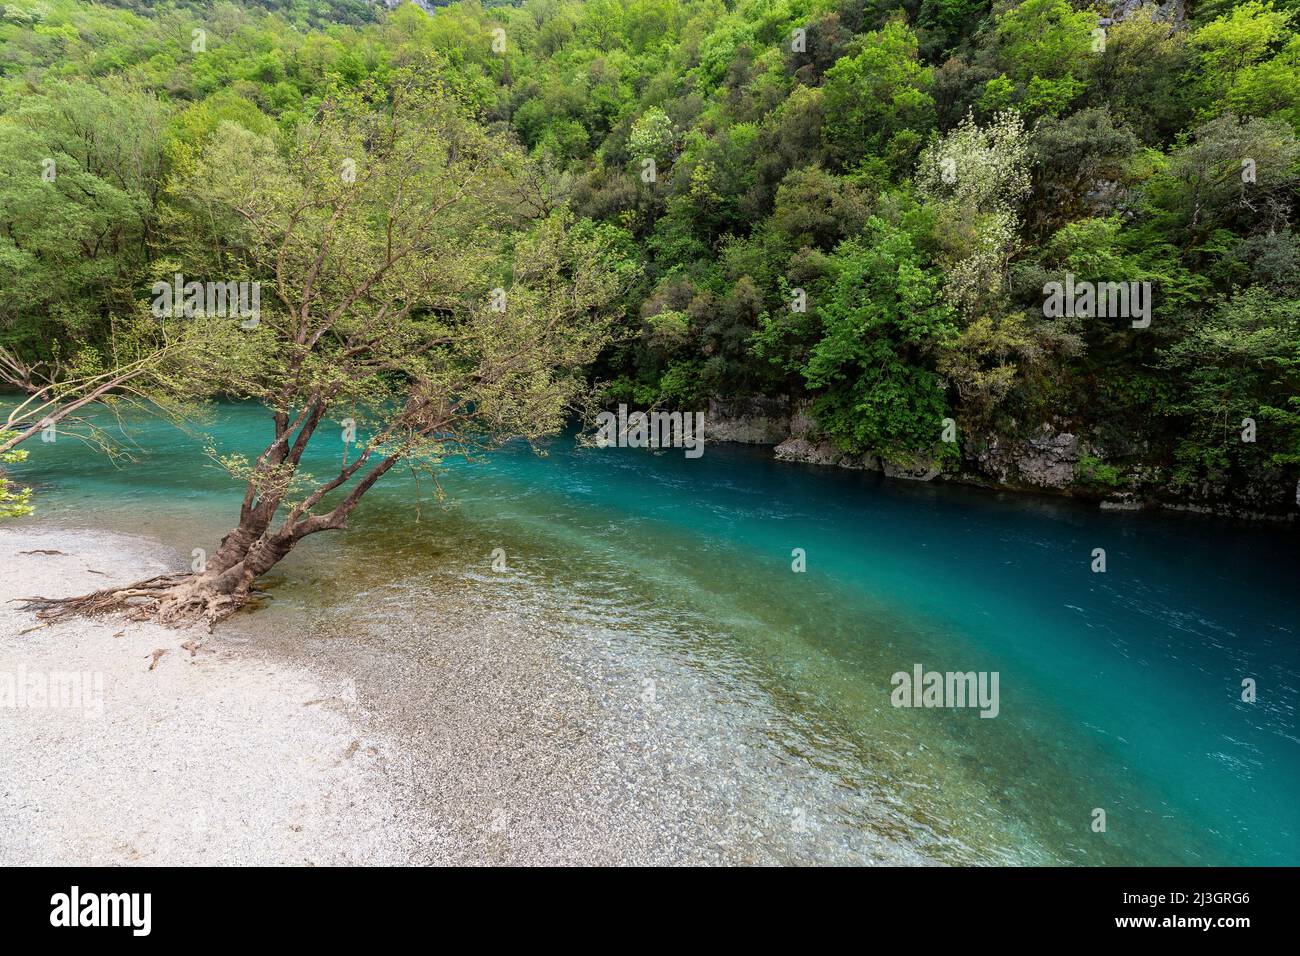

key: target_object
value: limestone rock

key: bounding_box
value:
[970,424,1082,489]
[773,436,880,471]
[881,457,941,482]
[704,395,792,445]
[774,436,839,465]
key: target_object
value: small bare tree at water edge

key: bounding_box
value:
[22,69,633,627]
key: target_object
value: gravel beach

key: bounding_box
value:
[0,523,925,866]
[0,525,409,865]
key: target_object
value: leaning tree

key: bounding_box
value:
[25,69,631,626]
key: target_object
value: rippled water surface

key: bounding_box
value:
[9,402,1300,864]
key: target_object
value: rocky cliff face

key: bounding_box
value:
[702,396,798,445]
[966,425,1086,490]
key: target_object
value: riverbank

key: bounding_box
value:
[0,525,412,865]
[706,396,1300,523]
[0,522,929,865]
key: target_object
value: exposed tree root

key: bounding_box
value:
[16,571,251,631]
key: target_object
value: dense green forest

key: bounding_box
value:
[2,0,1299,515]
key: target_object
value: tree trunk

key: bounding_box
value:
[19,427,400,631]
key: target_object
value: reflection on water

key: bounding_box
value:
[8,401,1300,865]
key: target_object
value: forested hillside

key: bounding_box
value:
[3,0,1299,515]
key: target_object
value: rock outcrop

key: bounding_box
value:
[967,425,1084,489]
[882,457,941,482]
[773,436,841,466]
[703,395,795,445]
[774,436,881,471]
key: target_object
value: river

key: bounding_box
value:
[7,401,1299,864]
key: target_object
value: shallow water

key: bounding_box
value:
[8,401,1300,864]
